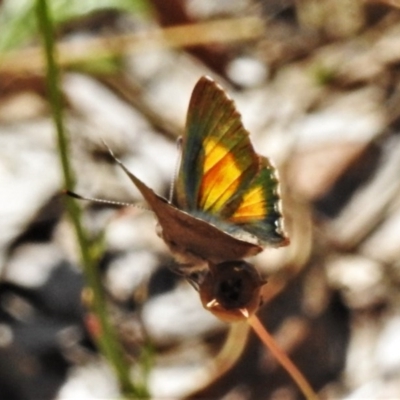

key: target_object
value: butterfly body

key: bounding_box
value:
[109,76,288,321]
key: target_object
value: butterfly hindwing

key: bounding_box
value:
[226,157,288,246]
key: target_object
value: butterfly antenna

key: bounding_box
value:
[169,136,183,203]
[65,190,147,210]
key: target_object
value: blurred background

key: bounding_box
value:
[1,0,400,399]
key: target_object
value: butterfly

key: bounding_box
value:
[104,76,289,322]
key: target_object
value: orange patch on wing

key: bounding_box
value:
[229,185,266,223]
[199,139,241,211]
[203,138,228,173]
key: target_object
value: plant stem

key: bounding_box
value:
[35,0,145,397]
[248,314,318,400]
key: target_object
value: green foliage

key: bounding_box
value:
[312,62,337,86]
[0,0,151,53]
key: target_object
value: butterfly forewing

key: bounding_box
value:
[176,76,258,214]
[176,76,287,247]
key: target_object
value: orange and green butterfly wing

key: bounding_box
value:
[176,76,258,214]
[225,157,288,246]
[176,76,288,247]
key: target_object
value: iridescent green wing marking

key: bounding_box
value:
[224,157,288,246]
